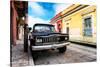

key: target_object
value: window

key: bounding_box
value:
[83,17,92,36]
[34,25,55,33]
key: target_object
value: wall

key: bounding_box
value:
[62,5,96,45]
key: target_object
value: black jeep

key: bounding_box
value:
[29,23,69,57]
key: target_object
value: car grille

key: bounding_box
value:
[35,36,60,45]
[42,36,58,43]
[35,35,68,46]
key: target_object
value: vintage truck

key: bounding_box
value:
[29,23,69,58]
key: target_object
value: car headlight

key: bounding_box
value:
[36,39,42,42]
[65,37,68,40]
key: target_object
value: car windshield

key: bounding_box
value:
[34,25,55,33]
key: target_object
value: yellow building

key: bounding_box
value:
[61,4,96,45]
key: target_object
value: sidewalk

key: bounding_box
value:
[11,40,34,67]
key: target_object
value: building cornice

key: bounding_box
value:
[62,5,89,18]
[81,9,96,16]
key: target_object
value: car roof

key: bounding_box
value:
[34,23,54,26]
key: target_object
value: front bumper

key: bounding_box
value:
[32,42,70,51]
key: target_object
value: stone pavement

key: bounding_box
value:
[11,40,34,67]
[34,43,96,65]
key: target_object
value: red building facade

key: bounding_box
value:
[50,12,62,32]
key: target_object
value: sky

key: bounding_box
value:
[28,2,72,28]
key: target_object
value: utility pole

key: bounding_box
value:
[24,23,28,52]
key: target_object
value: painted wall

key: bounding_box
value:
[62,5,96,45]
[50,12,62,32]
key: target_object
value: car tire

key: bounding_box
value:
[30,39,38,60]
[58,46,67,53]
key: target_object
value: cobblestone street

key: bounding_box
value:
[33,43,96,65]
[11,40,96,66]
